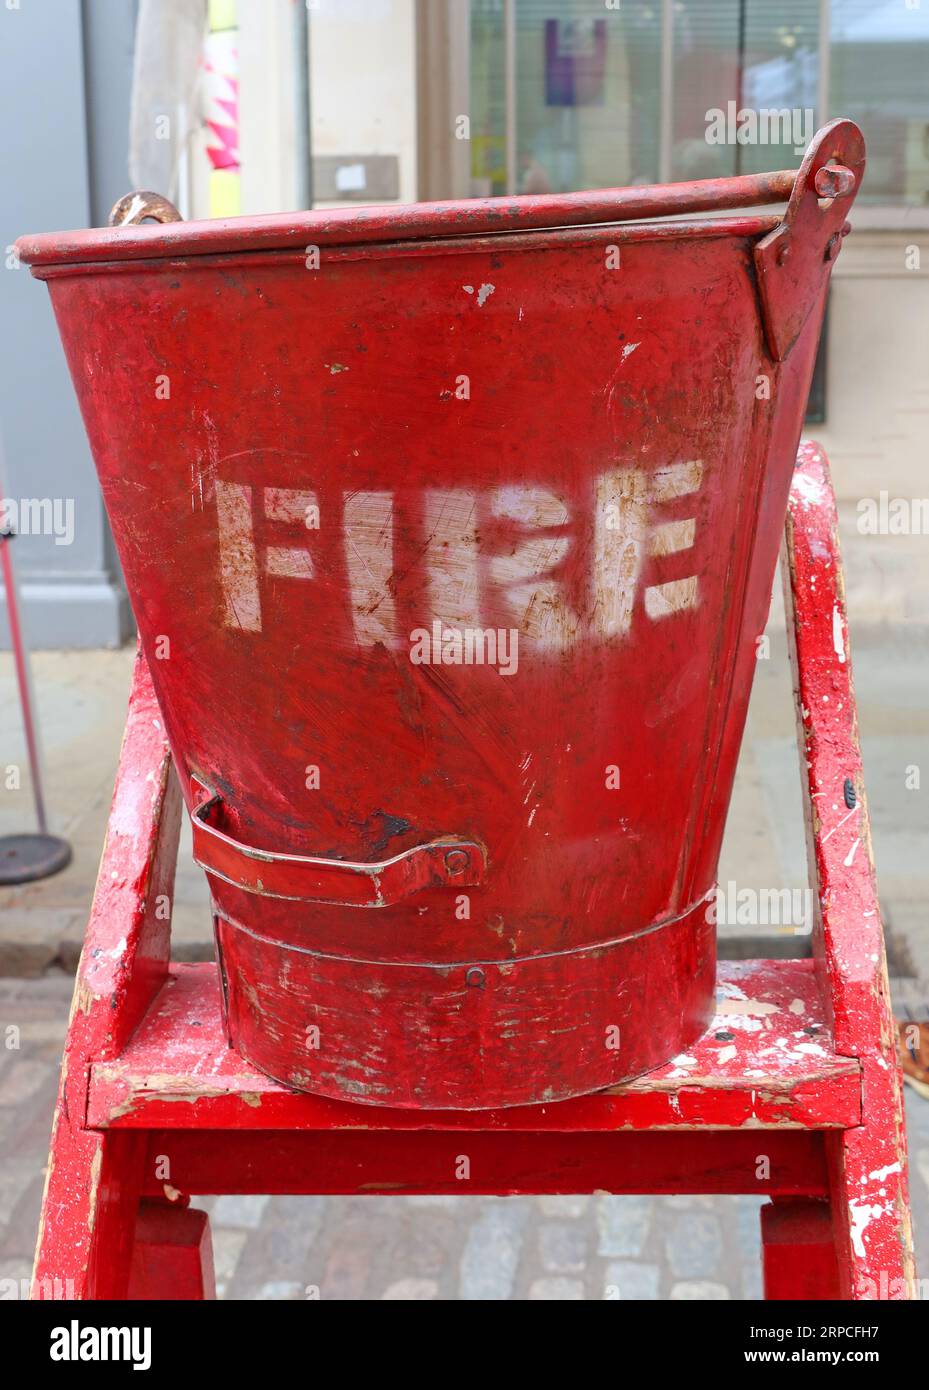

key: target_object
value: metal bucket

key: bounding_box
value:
[17,120,864,1108]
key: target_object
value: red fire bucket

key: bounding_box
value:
[18,121,863,1108]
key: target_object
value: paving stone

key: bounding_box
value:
[914,1149,929,1199]
[904,1090,929,1283]
[211,1193,272,1229]
[0,1157,41,1217]
[603,1261,661,1300]
[0,1171,46,1256]
[741,1261,764,1300]
[251,1194,326,1254]
[670,1281,731,1299]
[538,1221,587,1273]
[734,1195,765,1260]
[322,1226,376,1300]
[210,1227,249,1285]
[538,1194,589,1218]
[382,1278,439,1299]
[596,1195,652,1258]
[528,1277,584,1300]
[664,1195,719,1209]
[256,1280,305,1300]
[458,1201,528,1300]
[383,1210,455,1279]
[0,1059,51,1106]
[664,1213,724,1280]
[0,938,59,979]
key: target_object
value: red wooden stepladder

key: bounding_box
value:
[31,444,915,1301]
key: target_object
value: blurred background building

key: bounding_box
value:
[1,0,928,647]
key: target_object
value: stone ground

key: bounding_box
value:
[1,579,928,1298]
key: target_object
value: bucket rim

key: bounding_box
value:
[16,166,801,272]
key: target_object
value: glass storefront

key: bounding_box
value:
[469,0,929,207]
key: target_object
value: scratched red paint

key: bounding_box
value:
[28,447,915,1299]
[783,443,916,1299]
[17,122,866,1110]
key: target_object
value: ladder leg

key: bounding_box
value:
[826,1121,914,1299]
[760,1197,841,1300]
[33,1127,147,1300]
[784,447,916,1298]
[33,651,183,1301]
[127,1200,216,1301]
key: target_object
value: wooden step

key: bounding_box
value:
[88,957,860,1133]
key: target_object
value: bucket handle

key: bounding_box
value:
[189,778,486,908]
[753,118,864,360]
[108,191,183,227]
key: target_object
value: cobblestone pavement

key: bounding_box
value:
[1,973,927,1300]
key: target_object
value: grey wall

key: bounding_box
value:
[0,0,138,648]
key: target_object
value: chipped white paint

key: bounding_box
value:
[216,479,262,633]
[843,837,860,867]
[490,486,576,650]
[593,469,648,638]
[463,283,495,306]
[651,460,703,502]
[645,576,698,621]
[822,805,857,845]
[717,979,748,1000]
[717,998,779,1017]
[345,491,396,646]
[713,1014,763,1033]
[423,489,481,630]
[832,604,846,663]
[868,1162,901,1183]
[650,518,696,557]
[264,489,316,580]
[848,1200,888,1260]
[791,471,825,508]
[116,193,146,225]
